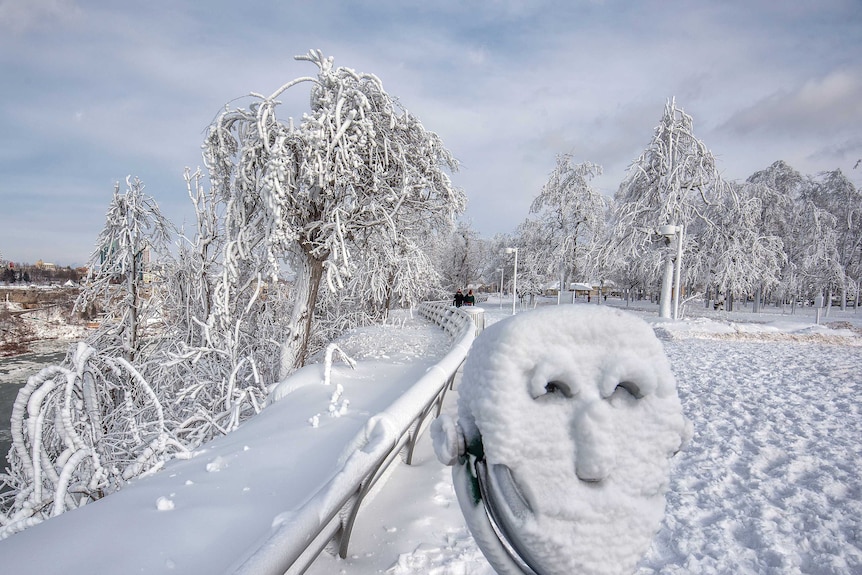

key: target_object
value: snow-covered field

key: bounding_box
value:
[1,298,861,574]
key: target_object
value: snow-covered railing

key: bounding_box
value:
[232,302,475,575]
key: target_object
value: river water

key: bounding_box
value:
[0,341,73,462]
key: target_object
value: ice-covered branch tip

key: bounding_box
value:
[323,343,356,387]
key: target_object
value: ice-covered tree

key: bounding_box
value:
[803,169,861,309]
[160,168,224,345]
[511,220,553,307]
[0,343,185,538]
[794,200,844,304]
[699,182,785,310]
[76,177,173,362]
[529,155,606,294]
[147,167,277,447]
[312,222,446,352]
[442,220,488,291]
[204,50,464,376]
[746,161,845,311]
[608,99,726,317]
[0,178,182,535]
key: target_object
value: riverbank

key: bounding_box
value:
[0,292,90,356]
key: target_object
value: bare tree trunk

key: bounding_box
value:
[279,254,325,378]
[127,255,139,364]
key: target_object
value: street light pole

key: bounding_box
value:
[505,247,518,315]
[658,225,681,319]
[672,225,684,320]
[497,268,503,310]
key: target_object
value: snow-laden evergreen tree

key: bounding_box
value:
[204,50,464,376]
[529,155,606,295]
[608,99,727,316]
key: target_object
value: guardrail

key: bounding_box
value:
[231,301,475,575]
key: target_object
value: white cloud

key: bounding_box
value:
[721,70,862,137]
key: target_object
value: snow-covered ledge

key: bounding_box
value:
[231,302,475,575]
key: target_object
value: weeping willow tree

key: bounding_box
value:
[204,50,465,376]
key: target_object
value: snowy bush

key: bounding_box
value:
[0,342,185,537]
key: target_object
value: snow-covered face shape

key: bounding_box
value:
[457,305,689,575]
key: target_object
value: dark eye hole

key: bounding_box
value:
[615,381,643,399]
[543,380,573,398]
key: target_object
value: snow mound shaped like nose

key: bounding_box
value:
[444,304,690,575]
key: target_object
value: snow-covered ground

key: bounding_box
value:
[1,298,861,574]
[306,298,862,575]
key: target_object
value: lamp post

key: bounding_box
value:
[497,268,504,310]
[672,226,684,320]
[504,247,518,315]
[657,225,684,320]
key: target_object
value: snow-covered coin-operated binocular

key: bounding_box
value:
[432,305,691,575]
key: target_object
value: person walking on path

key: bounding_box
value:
[464,289,475,306]
[453,289,464,307]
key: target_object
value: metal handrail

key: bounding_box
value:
[230,301,475,575]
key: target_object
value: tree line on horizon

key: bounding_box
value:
[451,101,861,316]
[0,261,86,285]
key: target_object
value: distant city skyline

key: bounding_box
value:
[2,0,861,267]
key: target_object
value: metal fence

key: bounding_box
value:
[231,302,475,575]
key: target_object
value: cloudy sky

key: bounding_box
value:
[2,0,861,267]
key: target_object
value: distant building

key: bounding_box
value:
[35,260,57,271]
